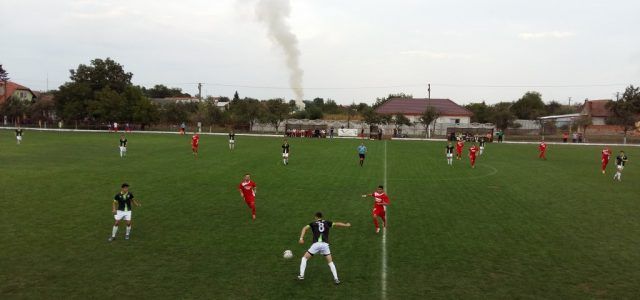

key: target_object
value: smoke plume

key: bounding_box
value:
[255,0,304,106]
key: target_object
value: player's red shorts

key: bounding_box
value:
[192,145,198,151]
[373,207,386,217]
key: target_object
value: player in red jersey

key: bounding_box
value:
[238,173,257,220]
[469,144,479,168]
[191,132,200,158]
[601,147,611,174]
[361,185,390,233]
[455,139,464,160]
[538,141,547,160]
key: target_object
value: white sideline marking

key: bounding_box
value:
[391,137,640,147]
[382,141,388,300]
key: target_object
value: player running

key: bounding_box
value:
[119,135,128,158]
[361,185,390,233]
[357,142,367,166]
[469,144,479,168]
[282,139,290,165]
[601,147,611,174]
[455,139,464,160]
[108,183,141,242]
[229,131,236,150]
[191,132,200,158]
[15,127,23,145]
[446,142,454,165]
[297,212,351,285]
[538,141,547,160]
[479,137,486,155]
[238,174,257,219]
[613,151,628,182]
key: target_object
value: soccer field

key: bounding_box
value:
[1,130,639,299]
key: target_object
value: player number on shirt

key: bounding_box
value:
[318,222,325,232]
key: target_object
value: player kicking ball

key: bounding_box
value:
[238,174,257,219]
[297,212,351,285]
[191,132,200,159]
[361,185,390,233]
[469,144,479,168]
[446,142,454,165]
[119,135,128,158]
[108,183,141,242]
[613,151,628,182]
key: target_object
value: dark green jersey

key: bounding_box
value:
[119,138,127,147]
[282,143,290,154]
[113,192,135,211]
[229,133,235,141]
[15,129,23,137]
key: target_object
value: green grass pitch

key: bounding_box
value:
[1,130,639,299]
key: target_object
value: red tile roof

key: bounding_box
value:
[582,99,613,118]
[0,81,35,103]
[375,98,473,116]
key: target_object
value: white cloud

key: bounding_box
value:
[518,31,575,40]
[399,50,472,60]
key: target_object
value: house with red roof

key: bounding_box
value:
[0,81,37,104]
[374,98,473,124]
[580,99,612,125]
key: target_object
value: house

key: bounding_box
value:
[0,81,37,104]
[374,98,473,124]
[580,99,612,125]
[150,97,201,105]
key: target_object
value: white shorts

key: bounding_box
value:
[114,210,132,221]
[120,146,127,152]
[617,165,624,171]
[307,242,331,256]
[446,153,453,158]
[229,140,235,144]
[17,136,22,141]
[480,146,484,150]
[282,153,289,158]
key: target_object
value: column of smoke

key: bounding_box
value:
[256,0,305,110]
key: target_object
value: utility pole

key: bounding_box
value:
[568,97,571,106]
[197,83,203,101]
[427,83,431,100]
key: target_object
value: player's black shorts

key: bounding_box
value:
[359,154,365,159]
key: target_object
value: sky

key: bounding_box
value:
[1,0,639,105]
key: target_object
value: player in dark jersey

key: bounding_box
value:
[479,138,486,155]
[282,139,290,165]
[297,212,351,285]
[108,183,141,241]
[229,131,236,150]
[119,135,128,158]
[446,142,454,165]
[613,151,628,181]
[15,127,23,145]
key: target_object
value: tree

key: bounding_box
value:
[70,58,132,94]
[490,102,517,130]
[465,101,490,123]
[264,98,291,133]
[30,95,55,123]
[0,96,29,124]
[0,64,9,102]
[574,115,592,138]
[418,106,440,138]
[360,107,380,126]
[229,97,263,131]
[233,91,240,101]
[143,84,189,98]
[323,99,341,114]
[511,91,545,119]
[606,85,640,143]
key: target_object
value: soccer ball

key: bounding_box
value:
[283,250,293,259]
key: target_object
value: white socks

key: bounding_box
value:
[447,158,453,165]
[111,226,118,237]
[328,262,338,280]
[299,257,308,277]
[614,172,622,181]
[126,226,131,236]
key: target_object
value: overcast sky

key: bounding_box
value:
[1,0,639,105]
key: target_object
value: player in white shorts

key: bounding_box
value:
[119,135,127,158]
[613,151,628,181]
[229,131,236,150]
[282,139,290,165]
[298,212,351,285]
[108,183,141,241]
[15,127,23,144]
[445,142,454,165]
